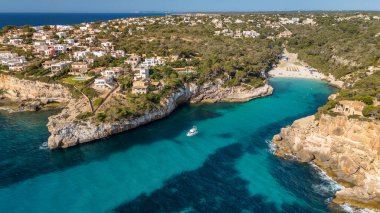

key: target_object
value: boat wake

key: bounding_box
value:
[39,141,49,150]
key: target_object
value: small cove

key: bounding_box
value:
[0,78,348,213]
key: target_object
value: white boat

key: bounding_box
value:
[186,126,198,137]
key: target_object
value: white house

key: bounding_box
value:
[94,76,113,88]
[242,30,260,38]
[86,36,95,44]
[34,41,45,47]
[8,61,27,71]
[303,18,316,25]
[141,57,165,68]
[73,51,90,61]
[33,31,51,40]
[79,26,88,31]
[1,56,27,66]
[92,51,106,58]
[8,38,23,45]
[102,67,124,78]
[53,44,67,53]
[64,38,75,45]
[45,39,57,46]
[0,51,14,59]
[56,32,67,38]
[71,62,89,74]
[125,54,141,68]
[56,25,73,31]
[111,50,125,58]
[51,61,72,73]
[101,42,113,48]
[134,67,150,80]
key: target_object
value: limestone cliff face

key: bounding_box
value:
[48,87,192,149]
[47,83,273,149]
[189,80,273,103]
[273,115,380,210]
[0,74,70,102]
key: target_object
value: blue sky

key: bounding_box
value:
[1,0,379,12]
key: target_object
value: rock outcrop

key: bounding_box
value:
[0,74,70,103]
[273,115,380,211]
[47,87,192,149]
[189,80,273,103]
[47,83,273,149]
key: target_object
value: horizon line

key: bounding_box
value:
[0,10,379,14]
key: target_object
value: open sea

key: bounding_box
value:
[0,13,167,28]
[0,78,351,213]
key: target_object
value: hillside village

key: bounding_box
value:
[0,13,321,87]
[1,6,380,213]
[0,12,379,121]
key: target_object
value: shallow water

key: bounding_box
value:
[0,78,348,212]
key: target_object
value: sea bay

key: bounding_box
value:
[0,78,347,212]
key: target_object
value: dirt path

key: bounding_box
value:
[94,82,119,113]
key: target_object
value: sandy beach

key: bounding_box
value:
[268,49,327,80]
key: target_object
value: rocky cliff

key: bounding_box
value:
[47,83,273,149]
[273,115,380,211]
[0,74,70,102]
[189,80,273,103]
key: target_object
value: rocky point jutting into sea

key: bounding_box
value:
[47,80,273,149]
[273,114,380,211]
[0,73,273,149]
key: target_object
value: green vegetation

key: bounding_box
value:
[315,100,339,119]
[338,72,380,103]
[115,22,281,86]
[76,112,93,120]
[93,98,104,108]
[93,55,124,68]
[0,89,6,96]
[96,112,107,122]
[2,13,379,123]
[285,13,380,120]
[362,105,380,119]
[80,87,98,100]
[287,16,380,78]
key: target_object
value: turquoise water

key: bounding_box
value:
[0,78,345,212]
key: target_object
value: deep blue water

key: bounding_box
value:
[0,78,347,213]
[0,13,167,28]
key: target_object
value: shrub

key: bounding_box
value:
[96,112,107,122]
[353,96,373,105]
[362,106,380,119]
[0,89,6,95]
[93,98,104,108]
[315,100,339,119]
[76,112,93,120]
[81,87,98,100]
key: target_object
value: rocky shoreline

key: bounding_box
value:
[0,74,273,149]
[47,82,273,149]
[272,115,380,211]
